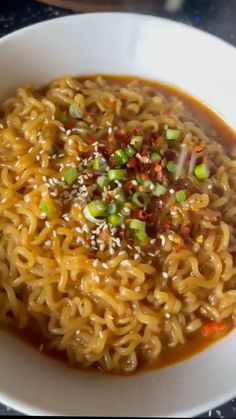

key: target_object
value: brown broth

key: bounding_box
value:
[3,74,236,374]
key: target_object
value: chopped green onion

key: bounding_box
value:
[56,114,68,123]
[130,219,146,231]
[143,179,154,191]
[165,129,180,141]
[86,201,107,218]
[132,192,150,208]
[83,205,102,224]
[69,102,84,119]
[152,183,167,197]
[114,188,126,206]
[150,152,161,163]
[166,161,177,174]
[114,149,129,165]
[63,167,78,185]
[176,190,187,202]
[135,230,148,241]
[130,135,143,150]
[107,201,118,214]
[40,201,51,215]
[136,174,143,185]
[194,163,210,180]
[108,213,124,227]
[92,157,107,170]
[108,169,126,181]
[97,175,109,188]
[125,146,136,157]
[121,206,131,216]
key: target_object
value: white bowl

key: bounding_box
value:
[0,13,236,417]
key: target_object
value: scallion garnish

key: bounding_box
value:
[152,183,167,197]
[135,230,148,241]
[130,135,143,150]
[97,175,109,188]
[86,201,107,218]
[130,219,146,231]
[114,149,129,165]
[150,152,161,163]
[114,188,126,206]
[107,201,118,214]
[194,163,210,180]
[143,179,154,191]
[108,169,126,181]
[69,102,84,119]
[56,114,68,123]
[132,192,150,208]
[125,146,136,157]
[63,167,78,185]
[166,161,177,174]
[165,129,180,141]
[108,213,124,227]
[121,206,131,216]
[40,201,51,215]
[92,157,107,170]
[175,190,187,202]
[136,174,143,185]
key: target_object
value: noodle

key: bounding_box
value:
[0,74,236,374]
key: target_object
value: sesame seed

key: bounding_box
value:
[165,313,171,319]
[134,254,140,260]
[162,272,168,278]
[169,189,175,194]
[45,240,52,246]
[159,235,166,246]
[93,259,99,267]
[102,263,109,269]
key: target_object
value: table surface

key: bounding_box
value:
[0,0,236,417]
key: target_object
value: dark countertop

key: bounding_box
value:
[0,0,236,417]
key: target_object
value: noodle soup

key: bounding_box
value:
[0,75,235,374]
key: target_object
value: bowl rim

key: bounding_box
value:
[0,12,236,417]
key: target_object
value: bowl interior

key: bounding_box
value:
[0,13,236,416]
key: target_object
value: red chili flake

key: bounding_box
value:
[164,150,178,161]
[149,132,158,144]
[110,99,116,109]
[175,246,183,253]
[161,158,167,168]
[109,157,117,168]
[141,173,149,181]
[115,128,127,138]
[193,144,204,153]
[124,181,134,191]
[86,134,95,145]
[141,149,149,157]
[128,157,138,168]
[180,224,191,238]
[211,216,222,226]
[124,131,133,143]
[133,127,143,136]
[159,218,172,233]
[154,162,162,173]
[64,119,77,130]
[130,208,147,220]
[155,171,168,185]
